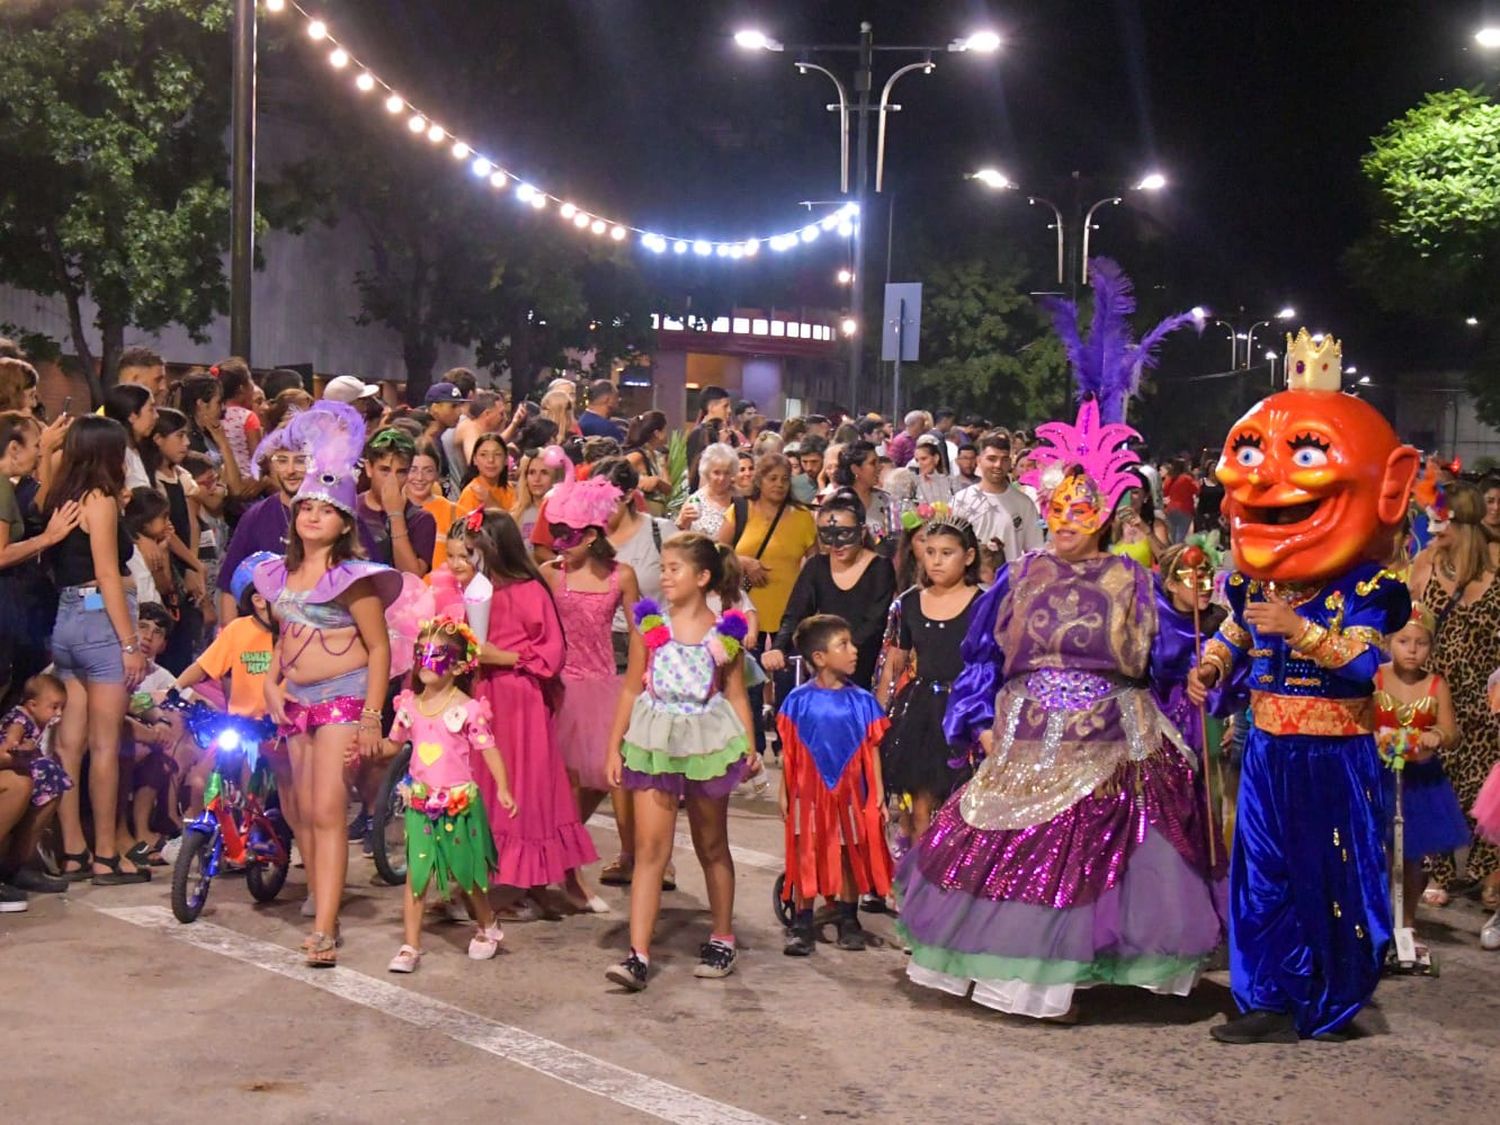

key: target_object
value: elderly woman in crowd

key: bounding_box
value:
[678,442,739,537]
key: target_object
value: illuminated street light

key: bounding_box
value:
[969,168,1015,190]
[1276,306,1297,320]
[836,268,853,285]
[840,317,858,336]
[734,29,784,51]
[1134,172,1167,192]
[949,31,1002,53]
[1477,27,1500,48]
[1467,316,1481,326]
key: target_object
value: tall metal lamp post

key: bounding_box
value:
[735,25,1001,413]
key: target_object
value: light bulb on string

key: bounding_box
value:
[801,225,819,242]
[743,240,759,256]
[427,124,446,143]
[693,240,712,256]
[307,19,327,40]
[610,226,626,241]
[328,47,349,69]
[471,157,492,177]
[384,94,404,114]
[515,183,536,202]
[673,241,689,254]
[407,115,427,134]
[530,194,548,210]
[451,140,469,160]
[573,212,590,229]
[263,0,286,12]
[590,219,606,235]
[560,202,577,218]
[837,221,855,238]
[715,244,731,257]
[355,72,375,92]
[488,171,507,189]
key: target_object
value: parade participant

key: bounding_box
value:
[898,267,1216,1021]
[541,475,640,913]
[877,511,982,842]
[385,618,512,973]
[776,614,892,956]
[256,401,403,967]
[1373,605,1468,941]
[1152,540,1228,759]
[463,509,597,918]
[603,533,755,991]
[765,489,896,690]
[1189,328,1419,1043]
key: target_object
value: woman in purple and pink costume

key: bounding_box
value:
[896,397,1226,1021]
[256,401,402,968]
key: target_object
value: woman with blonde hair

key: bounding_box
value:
[540,388,578,440]
[510,445,567,542]
[1410,481,1500,913]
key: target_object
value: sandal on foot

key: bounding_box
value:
[91,855,150,886]
[599,856,633,886]
[661,862,677,892]
[306,932,339,967]
[387,944,422,973]
[61,849,93,882]
[1421,886,1450,908]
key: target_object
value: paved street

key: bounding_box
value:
[6,776,1498,1125]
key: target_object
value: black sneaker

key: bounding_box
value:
[783,924,816,957]
[347,810,371,841]
[361,829,375,858]
[0,882,28,913]
[1210,1010,1299,1045]
[858,893,888,915]
[835,915,868,951]
[605,952,649,992]
[9,867,67,894]
[693,938,738,978]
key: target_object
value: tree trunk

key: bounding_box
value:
[402,332,438,405]
[508,308,536,403]
[43,222,99,407]
[98,317,125,398]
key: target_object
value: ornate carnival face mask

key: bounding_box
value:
[416,641,459,677]
[817,524,862,549]
[1046,471,1106,534]
[1216,329,1418,583]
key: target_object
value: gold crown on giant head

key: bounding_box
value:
[1285,327,1342,391]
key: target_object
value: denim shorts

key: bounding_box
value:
[52,587,138,685]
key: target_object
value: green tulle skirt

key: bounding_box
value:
[403,782,499,897]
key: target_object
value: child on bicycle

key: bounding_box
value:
[776,614,892,956]
[386,617,514,973]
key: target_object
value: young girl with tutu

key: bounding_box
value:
[542,476,640,913]
[386,618,514,973]
[1374,605,1472,938]
[877,513,982,841]
[603,532,756,991]
[463,509,597,918]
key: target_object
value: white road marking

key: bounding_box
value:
[587,811,783,873]
[98,905,775,1125]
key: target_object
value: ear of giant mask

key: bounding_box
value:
[1216,329,1419,583]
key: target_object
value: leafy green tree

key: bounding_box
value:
[0,0,244,405]
[1348,88,1500,423]
[901,245,1073,427]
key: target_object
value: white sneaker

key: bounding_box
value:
[160,836,183,865]
[442,898,471,924]
[388,944,421,973]
[1482,910,1500,951]
[468,922,504,960]
[301,893,317,919]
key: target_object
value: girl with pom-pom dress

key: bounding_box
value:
[603,532,756,991]
[386,619,514,973]
[541,477,641,913]
[463,509,597,918]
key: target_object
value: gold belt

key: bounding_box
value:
[1250,692,1374,737]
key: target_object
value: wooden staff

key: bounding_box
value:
[1182,545,1220,868]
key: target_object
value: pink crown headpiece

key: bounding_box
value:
[1019,396,1141,514]
[546,475,621,530]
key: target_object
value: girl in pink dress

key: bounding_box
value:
[386,618,514,973]
[462,509,598,915]
[541,478,641,913]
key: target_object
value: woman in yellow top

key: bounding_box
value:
[456,432,515,517]
[407,441,457,571]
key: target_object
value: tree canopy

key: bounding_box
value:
[0,0,242,404]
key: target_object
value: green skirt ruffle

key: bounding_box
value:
[405,799,498,897]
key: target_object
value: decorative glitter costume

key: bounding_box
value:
[1372,670,1471,861]
[896,551,1225,1017]
[389,690,499,896]
[880,586,981,803]
[554,563,624,791]
[620,600,751,798]
[777,682,892,901]
[1206,328,1419,1040]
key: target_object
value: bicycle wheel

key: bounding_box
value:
[772,872,794,928]
[371,742,412,886]
[246,810,292,903]
[171,827,219,923]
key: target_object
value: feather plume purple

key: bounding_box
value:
[1042,257,1203,423]
[285,399,366,479]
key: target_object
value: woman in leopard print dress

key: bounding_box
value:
[1411,485,1500,908]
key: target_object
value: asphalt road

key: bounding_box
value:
[5,776,1498,1125]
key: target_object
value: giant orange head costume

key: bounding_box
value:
[1216,329,1419,583]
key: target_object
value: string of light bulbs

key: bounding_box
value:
[261,0,860,259]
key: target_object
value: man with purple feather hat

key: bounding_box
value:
[894,259,1226,1022]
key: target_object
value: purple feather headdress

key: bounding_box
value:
[1039,257,1203,425]
[1019,396,1141,514]
[285,400,368,515]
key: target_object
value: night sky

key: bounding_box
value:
[291,1,1500,386]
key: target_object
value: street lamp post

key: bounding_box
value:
[738,24,999,413]
[229,0,257,362]
[1244,307,1296,369]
